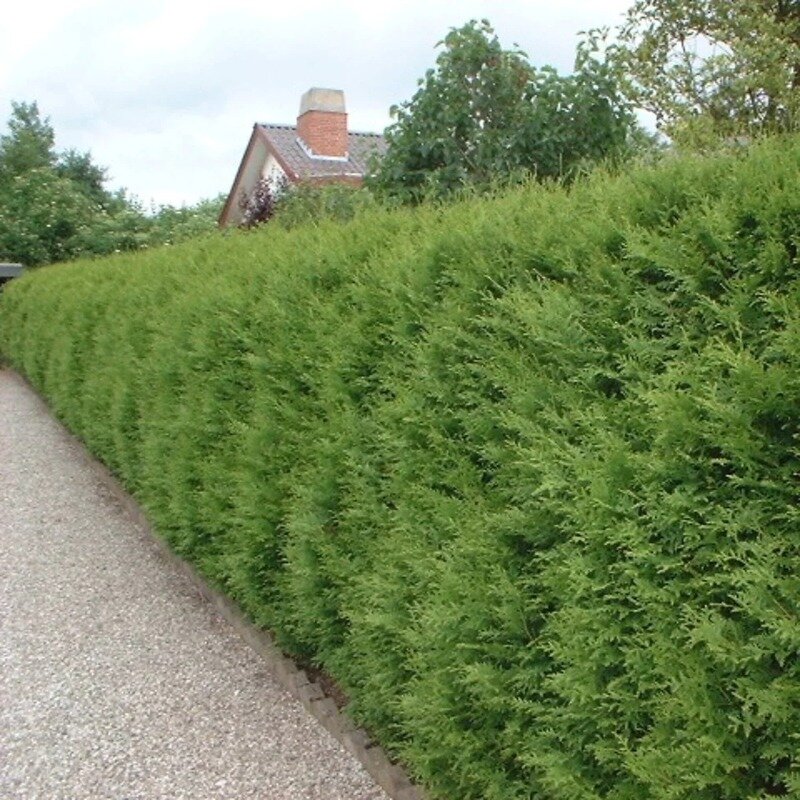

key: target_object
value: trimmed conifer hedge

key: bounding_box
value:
[2,137,799,799]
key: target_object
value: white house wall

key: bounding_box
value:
[262,154,288,192]
[224,136,269,226]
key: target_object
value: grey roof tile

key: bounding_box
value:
[258,124,387,180]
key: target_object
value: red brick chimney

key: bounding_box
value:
[296,87,348,159]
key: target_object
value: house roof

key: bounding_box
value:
[218,108,388,227]
[258,124,387,181]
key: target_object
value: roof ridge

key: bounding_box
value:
[258,122,384,139]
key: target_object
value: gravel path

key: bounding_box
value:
[0,369,389,800]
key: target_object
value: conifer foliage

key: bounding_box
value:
[1,138,799,799]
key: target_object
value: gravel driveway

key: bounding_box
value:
[0,369,389,800]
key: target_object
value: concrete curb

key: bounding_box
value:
[9,370,426,800]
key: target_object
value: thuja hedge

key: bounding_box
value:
[2,138,799,799]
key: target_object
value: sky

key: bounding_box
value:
[1,0,634,208]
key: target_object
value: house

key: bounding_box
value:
[0,263,24,290]
[218,88,387,227]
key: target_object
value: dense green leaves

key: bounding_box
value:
[0,168,96,265]
[611,0,800,145]
[1,137,799,799]
[370,20,644,202]
[272,182,379,229]
[0,101,55,182]
[0,101,224,266]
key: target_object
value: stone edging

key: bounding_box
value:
[11,370,426,800]
[141,534,426,800]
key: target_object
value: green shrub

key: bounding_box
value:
[2,136,799,800]
[272,181,381,229]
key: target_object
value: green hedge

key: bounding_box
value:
[2,138,799,799]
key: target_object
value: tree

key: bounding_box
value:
[56,148,109,207]
[0,168,96,265]
[612,0,800,144]
[148,194,226,244]
[370,20,640,202]
[0,103,99,265]
[0,101,56,187]
[0,101,225,265]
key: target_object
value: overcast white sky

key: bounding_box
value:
[1,0,634,208]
